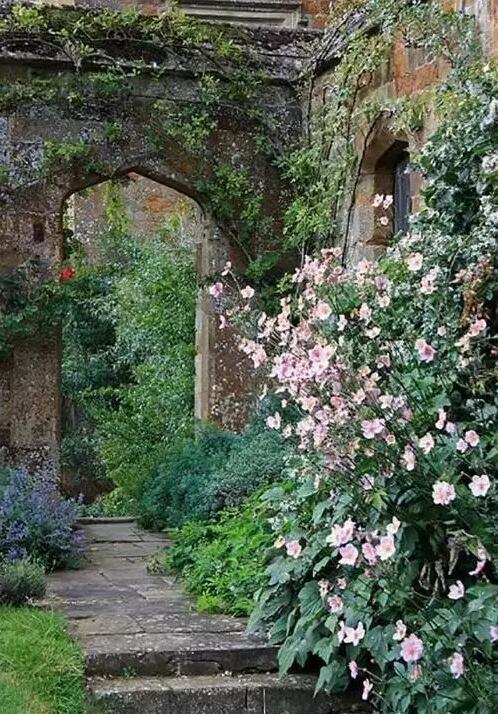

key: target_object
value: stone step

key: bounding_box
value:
[84,631,278,677]
[87,673,366,714]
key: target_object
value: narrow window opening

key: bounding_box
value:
[33,220,45,243]
[394,153,412,235]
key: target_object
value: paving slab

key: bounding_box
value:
[47,521,277,678]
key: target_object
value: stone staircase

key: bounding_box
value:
[46,520,366,713]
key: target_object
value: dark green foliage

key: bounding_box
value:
[0,559,46,606]
[139,417,292,529]
[164,492,273,616]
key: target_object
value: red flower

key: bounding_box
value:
[59,267,76,282]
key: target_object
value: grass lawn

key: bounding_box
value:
[0,606,85,714]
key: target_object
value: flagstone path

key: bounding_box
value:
[46,520,366,714]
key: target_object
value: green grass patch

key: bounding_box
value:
[0,606,85,714]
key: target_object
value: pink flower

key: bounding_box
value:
[251,345,267,368]
[490,625,498,643]
[435,409,447,430]
[383,194,394,209]
[315,301,332,320]
[465,430,480,447]
[415,338,437,363]
[405,252,423,272]
[339,544,359,566]
[386,517,401,536]
[401,634,424,663]
[448,580,465,600]
[468,318,486,336]
[337,578,347,590]
[469,546,488,576]
[432,481,456,506]
[456,438,469,453]
[393,620,407,641]
[209,282,223,298]
[418,432,435,455]
[385,433,396,446]
[376,535,396,561]
[359,303,372,323]
[372,193,384,208]
[469,474,490,497]
[266,412,281,430]
[379,215,389,226]
[219,315,227,330]
[221,261,232,276]
[240,285,255,300]
[349,661,358,679]
[344,622,366,646]
[437,325,447,337]
[449,652,464,679]
[361,418,385,439]
[376,293,390,308]
[318,579,330,598]
[285,540,302,559]
[402,446,416,471]
[327,595,344,613]
[362,542,378,564]
[362,679,373,701]
[326,519,355,547]
[337,314,348,331]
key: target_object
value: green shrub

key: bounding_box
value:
[165,492,273,615]
[79,487,137,518]
[139,416,292,529]
[0,559,46,605]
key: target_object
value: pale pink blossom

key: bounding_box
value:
[469,474,490,497]
[251,345,267,368]
[349,661,358,679]
[315,301,332,320]
[339,543,359,566]
[361,474,375,491]
[266,412,281,430]
[327,595,344,613]
[219,315,227,329]
[448,580,465,600]
[432,481,456,506]
[469,546,488,576]
[221,261,232,276]
[379,216,389,226]
[240,285,255,300]
[401,634,424,663]
[362,679,373,701]
[361,418,385,439]
[318,580,330,598]
[386,517,401,536]
[490,625,498,643]
[383,194,394,209]
[415,338,437,363]
[465,430,480,447]
[285,540,302,559]
[418,432,435,455]
[337,578,347,590]
[402,445,416,471]
[362,542,378,564]
[393,620,407,641]
[385,433,396,446]
[376,535,396,561]
[359,303,372,323]
[366,326,381,339]
[449,652,464,679]
[405,252,423,272]
[468,318,486,336]
[376,293,391,308]
[456,438,469,453]
[273,535,285,549]
[420,267,440,295]
[437,325,447,337]
[344,622,366,646]
[209,282,224,297]
[326,519,355,548]
[372,193,384,208]
[337,314,348,331]
[435,409,447,430]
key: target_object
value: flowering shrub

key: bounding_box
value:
[213,73,498,712]
[0,469,84,569]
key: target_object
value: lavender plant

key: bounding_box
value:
[0,469,84,569]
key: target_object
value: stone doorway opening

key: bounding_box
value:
[59,173,205,502]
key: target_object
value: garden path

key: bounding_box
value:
[46,520,360,713]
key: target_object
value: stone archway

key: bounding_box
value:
[0,4,311,478]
